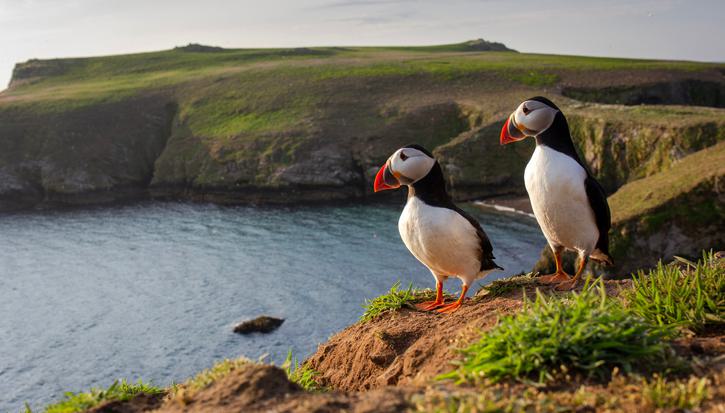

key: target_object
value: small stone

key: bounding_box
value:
[233,316,285,334]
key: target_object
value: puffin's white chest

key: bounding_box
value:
[398,197,482,280]
[524,145,598,253]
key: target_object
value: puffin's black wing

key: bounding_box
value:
[452,206,504,271]
[584,175,613,264]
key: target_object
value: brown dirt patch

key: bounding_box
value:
[152,364,413,413]
[88,393,165,413]
[307,295,520,392]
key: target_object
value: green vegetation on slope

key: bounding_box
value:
[282,351,327,392]
[4,43,720,110]
[440,253,723,386]
[360,281,447,322]
[606,141,725,271]
[626,252,725,333]
[476,273,538,298]
[609,140,725,224]
[413,372,715,413]
[441,281,675,384]
[568,104,725,191]
[26,380,164,413]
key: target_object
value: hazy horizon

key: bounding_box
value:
[2,0,724,88]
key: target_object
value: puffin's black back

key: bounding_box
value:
[532,106,613,261]
[408,154,503,272]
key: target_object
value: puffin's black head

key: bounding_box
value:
[373,144,436,192]
[500,97,563,145]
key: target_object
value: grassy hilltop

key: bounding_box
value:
[0,40,723,269]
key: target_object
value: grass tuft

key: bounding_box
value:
[476,273,538,299]
[360,281,443,323]
[181,357,250,392]
[412,370,716,413]
[625,251,725,334]
[28,379,164,413]
[282,351,326,392]
[441,281,675,384]
[641,374,711,409]
[171,357,250,403]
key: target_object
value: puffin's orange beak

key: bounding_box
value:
[500,114,526,145]
[373,162,400,192]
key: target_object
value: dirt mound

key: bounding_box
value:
[307,290,528,391]
[158,364,297,412]
[155,364,411,413]
[88,393,164,413]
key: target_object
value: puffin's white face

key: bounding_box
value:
[389,147,435,184]
[373,146,436,192]
[500,98,559,144]
[514,100,558,135]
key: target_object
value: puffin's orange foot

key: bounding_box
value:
[555,279,579,291]
[538,272,571,284]
[435,301,463,313]
[415,300,446,311]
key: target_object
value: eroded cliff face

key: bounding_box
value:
[606,141,725,274]
[434,103,725,198]
[1,92,723,214]
[148,99,474,204]
[0,95,176,210]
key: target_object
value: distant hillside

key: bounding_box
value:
[0,41,723,214]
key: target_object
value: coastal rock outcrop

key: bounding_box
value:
[233,316,285,334]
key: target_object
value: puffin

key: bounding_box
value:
[373,144,503,313]
[499,97,613,290]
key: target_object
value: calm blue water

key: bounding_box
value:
[0,202,544,412]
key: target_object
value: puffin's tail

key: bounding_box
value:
[591,249,614,266]
[483,259,504,272]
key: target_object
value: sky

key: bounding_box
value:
[1,0,724,88]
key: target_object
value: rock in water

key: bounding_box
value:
[233,316,284,334]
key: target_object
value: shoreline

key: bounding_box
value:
[0,189,535,216]
[473,196,535,218]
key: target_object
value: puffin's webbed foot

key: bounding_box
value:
[538,272,571,284]
[415,300,446,311]
[555,279,579,291]
[435,284,469,314]
[554,256,588,291]
[435,300,463,313]
[416,280,446,311]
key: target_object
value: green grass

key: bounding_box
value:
[625,251,725,333]
[476,273,538,298]
[609,141,725,223]
[360,281,444,323]
[282,351,326,392]
[411,371,715,413]
[640,374,711,409]
[4,44,721,112]
[179,357,250,393]
[505,71,559,87]
[441,281,675,384]
[26,380,164,413]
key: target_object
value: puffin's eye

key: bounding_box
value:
[522,105,531,115]
[400,152,408,161]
